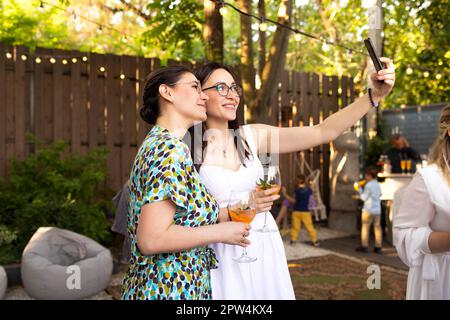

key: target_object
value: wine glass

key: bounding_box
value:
[255,165,281,233]
[228,191,257,263]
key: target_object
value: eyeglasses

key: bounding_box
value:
[202,82,243,97]
[167,80,202,95]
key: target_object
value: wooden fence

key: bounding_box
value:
[0,43,355,212]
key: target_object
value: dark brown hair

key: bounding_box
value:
[365,166,378,179]
[189,62,251,170]
[140,65,192,125]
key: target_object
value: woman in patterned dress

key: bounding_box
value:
[121,65,252,300]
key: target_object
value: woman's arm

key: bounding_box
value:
[428,232,450,253]
[250,58,395,154]
[137,200,251,255]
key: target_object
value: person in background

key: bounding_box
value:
[275,198,294,234]
[385,134,421,173]
[282,174,319,247]
[394,103,450,300]
[111,180,131,264]
[355,166,383,254]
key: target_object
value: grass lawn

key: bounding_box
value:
[288,254,407,300]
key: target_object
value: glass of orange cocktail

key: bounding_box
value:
[406,159,412,173]
[228,191,257,263]
[254,165,281,233]
[400,160,407,174]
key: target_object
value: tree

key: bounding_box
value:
[204,0,224,62]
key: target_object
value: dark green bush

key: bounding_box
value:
[0,138,115,264]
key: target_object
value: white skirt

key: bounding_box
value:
[209,212,296,300]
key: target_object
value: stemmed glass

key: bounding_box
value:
[254,165,281,233]
[228,191,257,263]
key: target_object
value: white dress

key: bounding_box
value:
[199,125,295,300]
[393,164,450,300]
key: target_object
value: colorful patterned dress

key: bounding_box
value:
[121,125,219,300]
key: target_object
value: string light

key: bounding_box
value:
[120,74,126,80]
[62,59,68,65]
[277,3,287,18]
[294,33,301,41]
[259,20,268,32]
[82,56,88,62]
[35,57,42,64]
[219,6,228,15]
[72,58,78,63]
[214,0,367,56]
[423,71,429,78]
[21,55,28,61]
[100,66,106,72]
[39,1,45,13]
[6,52,12,59]
[406,67,413,75]
[50,58,56,64]
[436,74,442,80]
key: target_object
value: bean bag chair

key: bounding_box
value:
[0,266,6,300]
[21,227,113,300]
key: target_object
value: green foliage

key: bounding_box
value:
[141,0,204,61]
[0,0,448,107]
[0,137,115,264]
[365,135,389,169]
[383,0,450,107]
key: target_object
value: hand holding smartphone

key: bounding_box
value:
[364,38,384,72]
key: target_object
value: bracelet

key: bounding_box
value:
[367,87,380,108]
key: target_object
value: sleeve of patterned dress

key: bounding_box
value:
[393,172,435,268]
[140,141,190,211]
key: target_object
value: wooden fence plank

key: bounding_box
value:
[120,55,137,185]
[5,45,16,176]
[79,53,89,155]
[0,44,6,176]
[105,53,122,191]
[88,53,102,149]
[70,51,82,154]
[14,46,28,161]
[52,49,64,142]
[341,76,348,108]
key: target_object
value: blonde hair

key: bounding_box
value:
[428,103,450,185]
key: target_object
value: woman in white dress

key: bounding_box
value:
[191,61,395,300]
[394,103,450,300]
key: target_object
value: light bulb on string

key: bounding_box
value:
[6,52,12,59]
[97,26,103,34]
[62,59,68,65]
[423,71,429,78]
[120,74,126,80]
[406,67,413,75]
[72,58,78,63]
[278,4,287,18]
[219,6,228,16]
[259,21,268,32]
[322,41,330,52]
[82,56,88,62]
[294,33,301,41]
[39,1,45,13]
[21,55,27,61]
[35,57,42,64]
[436,74,442,80]
[50,58,56,64]
[122,35,128,43]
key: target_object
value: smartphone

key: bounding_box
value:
[364,38,383,72]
